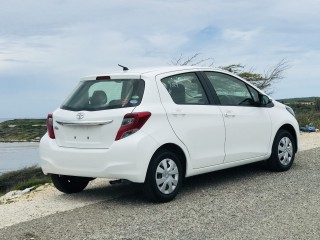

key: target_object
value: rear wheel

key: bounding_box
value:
[51,174,90,194]
[267,130,296,171]
[143,150,183,202]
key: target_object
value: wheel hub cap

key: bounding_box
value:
[155,158,179,195]
[278,137,293,166]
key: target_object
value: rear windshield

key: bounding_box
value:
[61,79,145,111]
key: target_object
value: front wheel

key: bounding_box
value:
[51,174,90,194]
[267,130,296,171]
[143,150,183,202]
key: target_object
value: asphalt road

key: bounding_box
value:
[1,148,320,240]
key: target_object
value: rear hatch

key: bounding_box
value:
[52,77,145,149]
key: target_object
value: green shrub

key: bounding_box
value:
[284,100,320,128]
[0,166,51,195]
[296,111,320,128]
[15,178,51,191]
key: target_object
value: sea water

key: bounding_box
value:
[0,118,41,174]
[0,142,40,175]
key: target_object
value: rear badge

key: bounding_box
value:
[76,112,85,120]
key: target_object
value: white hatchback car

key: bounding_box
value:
[40,66,299,202]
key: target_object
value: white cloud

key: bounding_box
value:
[146,33,188,50]
[222,28,261,43]
[0,0,320,117]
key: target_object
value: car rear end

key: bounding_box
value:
[39,73,160,183]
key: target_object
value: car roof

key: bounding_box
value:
[80,65,267,96]
[81,66,224,80]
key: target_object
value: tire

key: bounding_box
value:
[51,174,90,194]
[143,150,183,202]
[267,130,296,172]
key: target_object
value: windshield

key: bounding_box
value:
[61,79,145,111]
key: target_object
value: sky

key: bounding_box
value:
[0,0,319,118]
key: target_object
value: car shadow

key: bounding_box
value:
[86,162,270,204]
[50,179,137,203]
[55,160,300,205]
[117,159,300,205]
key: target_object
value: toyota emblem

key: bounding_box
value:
[76,112,84,120]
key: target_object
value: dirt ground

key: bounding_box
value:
[299,132,320,151]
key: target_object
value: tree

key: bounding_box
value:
[171,53,214,67]
[171,53,289,94]
[315,98,320,112]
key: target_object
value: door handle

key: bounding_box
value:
[173,113,186,117]
[224,112,235,118]
[173,109,186,117]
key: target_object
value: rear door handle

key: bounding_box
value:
[173,113,186,117]
[224,112,235,118]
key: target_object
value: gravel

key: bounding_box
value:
[0,133,319,239]
[299,132,320,151]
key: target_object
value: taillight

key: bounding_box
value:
[115,112,151,140]
[46,114,55,139]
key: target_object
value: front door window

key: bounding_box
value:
[205,72,257,106]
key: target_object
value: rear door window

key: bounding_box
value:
[161,73,209,105]
[61,79,145,111]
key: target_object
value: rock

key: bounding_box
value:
[0,187,35,204]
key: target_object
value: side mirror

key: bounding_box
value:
[260,95,272,106]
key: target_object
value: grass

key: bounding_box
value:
[0,166,51,196]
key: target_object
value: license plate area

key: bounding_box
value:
[55,125,113,149]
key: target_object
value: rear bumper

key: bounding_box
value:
[39,132,159,183]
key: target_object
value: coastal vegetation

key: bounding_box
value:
[0,119,46,142]
[278,97,320,128]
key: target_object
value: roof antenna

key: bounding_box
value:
[118,64,129,71]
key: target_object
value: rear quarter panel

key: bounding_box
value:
[133,74,192,177]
